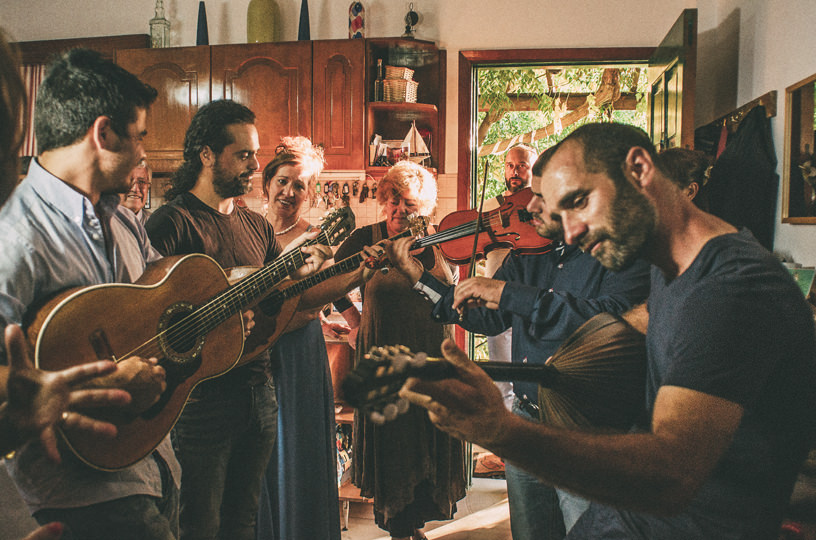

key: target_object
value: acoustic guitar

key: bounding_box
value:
[25,206,355,471]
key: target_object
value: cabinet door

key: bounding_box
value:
[313,40,365,170]
[115,46,211,173]
[212,42,312,167]
[648,9,696,150]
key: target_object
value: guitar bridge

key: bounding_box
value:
[89,329,117,361]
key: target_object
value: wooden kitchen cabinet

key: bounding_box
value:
[114,46,211,173]
[211,41,312,168]
[313,40,366,171]
[115,38,442,175]
[365,38,446,175]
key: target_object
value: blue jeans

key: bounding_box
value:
[556,487,592,533]
[33,454,179,540]
[506,401,565,540]
[173,378,278,540]
[507,400,592,539]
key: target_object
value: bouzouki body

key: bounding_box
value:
[225,268,300,367]
[28,254,244,471]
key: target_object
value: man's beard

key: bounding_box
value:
[584,181,656,272]
[212,163,253,199]
[505,176,527,193]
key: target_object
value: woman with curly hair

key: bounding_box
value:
[333,161,467,540]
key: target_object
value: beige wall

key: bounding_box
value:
[711,0,816,266]
[2,0,814,263]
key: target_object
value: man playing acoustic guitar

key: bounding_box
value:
[0,49,180,539]
[145,100,331,540]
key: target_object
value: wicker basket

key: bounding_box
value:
[383,79,418,103]
[385,65,414,81]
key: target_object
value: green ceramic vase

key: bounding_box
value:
[247,0,275,43]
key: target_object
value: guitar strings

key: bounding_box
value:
[119,217,341,362]
[121,234,319,361]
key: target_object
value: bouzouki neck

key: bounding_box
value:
[341,345,559,417]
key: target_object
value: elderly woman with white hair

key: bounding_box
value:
[332,161,466,540]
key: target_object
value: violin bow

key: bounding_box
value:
[466,158,491,278]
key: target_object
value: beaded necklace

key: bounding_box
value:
[274,219,299,236]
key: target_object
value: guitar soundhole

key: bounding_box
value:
[158,302,206,365]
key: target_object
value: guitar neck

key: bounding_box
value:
[279,250,365,300]
[275,227,418,301]
[195,233,328,334]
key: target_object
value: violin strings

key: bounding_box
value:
[415,212,503,247]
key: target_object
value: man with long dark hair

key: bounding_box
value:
[146,100,330,540]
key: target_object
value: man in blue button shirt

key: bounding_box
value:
[0,49,181,540]
[385,144,650,539]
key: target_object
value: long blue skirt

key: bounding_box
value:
[257,319,341,540]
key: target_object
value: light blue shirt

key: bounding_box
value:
[0,159,180,512]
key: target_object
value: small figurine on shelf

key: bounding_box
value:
[349,2,365,39]
[403,2,419,38]
[149,0,170,48]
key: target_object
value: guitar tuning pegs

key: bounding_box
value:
[412,351,428,367]
[381,402,400,421]
[369,411,386,425]
[395,397,410,415]
[391,352,410,372]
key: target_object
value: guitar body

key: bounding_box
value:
[27,254,244,471]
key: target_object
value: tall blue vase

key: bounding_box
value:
[196,1,209,45]
[297,0,310,40]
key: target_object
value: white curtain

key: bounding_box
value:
[19,63,45,158]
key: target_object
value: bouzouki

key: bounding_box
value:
[342,313,647,430]
[235,215,431,365]
[25,207,355,471]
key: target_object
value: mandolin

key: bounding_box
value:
[342,313,647,430]
[25,206,355,471]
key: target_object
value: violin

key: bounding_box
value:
[409,187,552,264]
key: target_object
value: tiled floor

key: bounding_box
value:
[341,477,511,540]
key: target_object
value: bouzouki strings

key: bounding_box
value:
[117,226,333,362]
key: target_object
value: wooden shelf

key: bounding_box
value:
[335,403,355,425]
[368,101,438,115]
[339,480,372,503]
